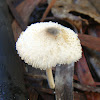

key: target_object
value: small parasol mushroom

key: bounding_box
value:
[16,21,82,89]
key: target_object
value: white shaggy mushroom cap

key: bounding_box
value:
[16,21,82,70]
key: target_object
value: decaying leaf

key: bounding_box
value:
[76,53,95,86]
[48,0,100,31]
[48,0,100,23]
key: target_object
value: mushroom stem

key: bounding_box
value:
[46,68,55,89]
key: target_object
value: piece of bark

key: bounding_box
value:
[12,0,41,42]
[55,63,74,100]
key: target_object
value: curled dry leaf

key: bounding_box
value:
[48,0,100,23]
[48,0,100,31]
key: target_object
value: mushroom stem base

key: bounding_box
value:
[46,68,55,89]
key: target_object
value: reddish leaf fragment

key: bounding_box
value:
[74,92,86,100]
[76,53,95,86]
[85,92,100,100]
[96,25,100,37]
[78,34,100,52]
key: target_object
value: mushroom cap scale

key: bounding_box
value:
[16,21,82,70]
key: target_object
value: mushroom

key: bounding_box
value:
[16,21,82,89]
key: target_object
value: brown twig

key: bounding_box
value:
[32,87,55,95]
[41,0,56,22]
[24,72,47,80]
[74,83,100,93]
